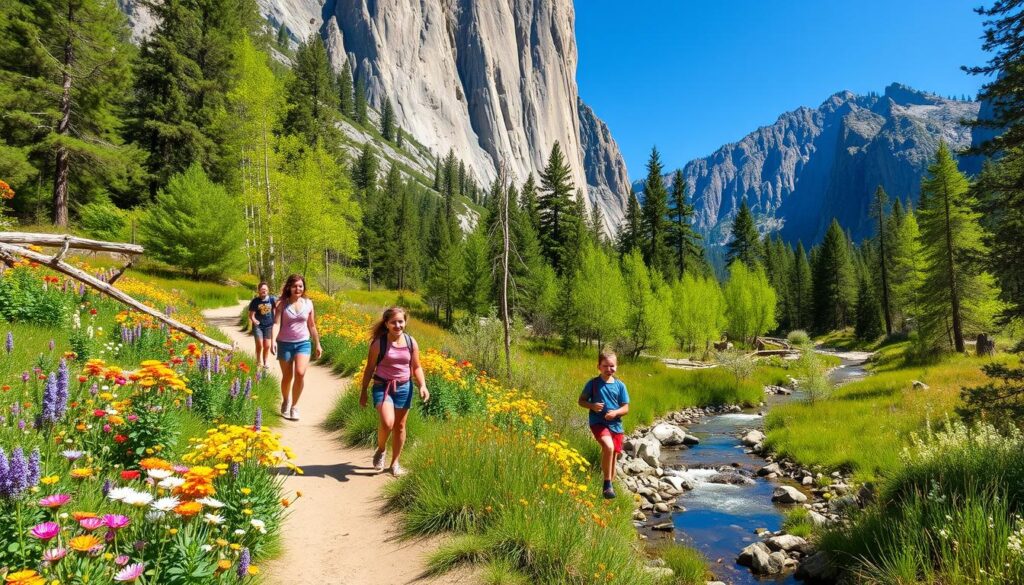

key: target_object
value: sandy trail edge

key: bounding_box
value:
[203,302,469,585]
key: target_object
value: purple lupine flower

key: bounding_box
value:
[254,408,262,432]
[21,371,29,384]
[213,354,221,374]
[0,448,10,498]
[185,394,192,409]
[164,306,172,316]
[10,447,28,494]
[89,383,98,396]
[243,378,252,400]
[27,449,40,486]
[229,378,240,399]
[226,352,234,363]
[4,331,12,353]
[79,283,86,296]
[48,339,55,352]
[230,462,239,479]
[237,548,250,579]
[56,359,69,418]
[255,368,264,382]
[120,327,129,344]
[17,419,25,431]
[135,324,142,339]
[102,479,112,497]
[42,372,59,424]
[198,353,208,372]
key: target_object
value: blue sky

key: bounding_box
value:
[575,1,991,180]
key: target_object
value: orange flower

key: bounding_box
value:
[139,457,173,471]
[72,511,98,521]
[0,180,15,200]
[69,534,102,552]
[4,570,44,585]
[174,501,202,517]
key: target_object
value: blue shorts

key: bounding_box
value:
[253,325,273,340]
[277,339,311,362]
[372,380,413,410]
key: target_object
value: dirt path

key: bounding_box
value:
[204,302,467,585]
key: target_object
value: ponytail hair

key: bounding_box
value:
[280,274,306,303]
[371,306,407,340]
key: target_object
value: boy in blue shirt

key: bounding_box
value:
[578,349,630,499]
[247,282,277,370]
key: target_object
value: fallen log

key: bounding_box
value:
[0,240,230,350]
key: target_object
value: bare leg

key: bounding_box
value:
[291,353,310,406]
[279,359,294,405]
[376,400,395,454]
[254,334,263,367]
[261,338,272,367]
[390,408,410,466]
[598,436,615,481]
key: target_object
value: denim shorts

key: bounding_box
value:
[277,339,311,362]
[372,380,413,410]
[253,325,273,340]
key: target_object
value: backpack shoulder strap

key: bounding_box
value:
[589,377,602,402]
[375,335,388,366]
[405,334,414,367]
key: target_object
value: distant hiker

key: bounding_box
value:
[274,274,322,422]
[578,349,630,499]
[359,307,430,476]
[248,282,277,370]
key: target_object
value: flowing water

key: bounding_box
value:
[655,353,869,584]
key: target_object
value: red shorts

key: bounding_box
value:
[590,425,624,454]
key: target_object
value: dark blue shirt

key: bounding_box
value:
[248,296,276,328]
[583,377,630,434]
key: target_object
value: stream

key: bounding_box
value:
[658,351,871,584]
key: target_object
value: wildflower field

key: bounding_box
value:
[1,260,297,585]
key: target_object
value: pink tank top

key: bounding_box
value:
[375,337,412,381]
[278,298,312,342]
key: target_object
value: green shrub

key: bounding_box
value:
[656,544,708,584]
[787,329,810,346]
[77,198,128,241]
[0,265,73,326]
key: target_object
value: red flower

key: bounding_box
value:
[93,409,106,418]
[1,385,10,392]
[77,375,88,383]
[115,435,129,445]
[238,362,250,373]
[120,469,138,478]
[89,308,97,315]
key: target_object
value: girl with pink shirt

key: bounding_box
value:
[273,274,322,421]
[359,307,430,476]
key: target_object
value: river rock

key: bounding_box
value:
[651,423,688,446]
[708,472,756,486]
[912,380,930,390]
[795,551,838,582]
[801,475,814,486]
[829,494,859,513]
[767,534,810,554]
[662,476,692,491]
[621,458,654,476]
[741,430,765,446]
[632,510,646,521]
[737,542,771,568]
[654,503,670,513]
[651,522,673,532]
[635,437,662,467]
[771,486,808,504]
[757,463,782,477]
[858,482,877,506]
[682,433,701,446]
[808,510,829,527]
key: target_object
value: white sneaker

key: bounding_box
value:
[389,462,407,477]
[372,449,386,471]
[280,399,291,417]
[289,406,300,421]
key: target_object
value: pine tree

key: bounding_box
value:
[338,60,354,118]
[975,149,1024,322]
[393,178,421,290]
[790,242,814,331]
[276,23,289,50]
[424,214,464,325]
[589,203,606,247]
[963,2,1024,155]
[667,169,702,278]
[870,185,894,335]
[813,219,857,332]
[0,0,140,223]
[641,147,671,274]
[763,235,793,332]
[460,228,491,317]
[284,33,340,149]
[537,142,577,275]
[380,94,396,141]
[432,155,442,191]
[520,174,541,234]
[617,188,643,256]
[726,198,762,268]
[917,144,1002,353]
[351,144,379,200]
[129,0,256,198]
[457,161,467,199]
[441,149,458,224]
[354,74,368,125]
[854,272,884,341]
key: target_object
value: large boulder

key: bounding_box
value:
[621,458,654,476]
[741,430,766,447]
[766,534,810,554]
[682,433,701,446]
[795,551,838,582]
[737,542,771,568]
[708,472,756,486]
[771,486,808,504]
[650,423,688,446]
[635,437,662,468]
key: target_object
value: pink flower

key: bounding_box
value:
[43,547,67,562]
[115,554,130,565]
[173,464,189,474]
[79,517,105,531]
[114,562,145,582]
[103,514,130,530]
[38,493,71,508]
[30,522,60,540]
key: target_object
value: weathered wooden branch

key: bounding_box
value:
[0,232,144,256]
[107,259,133,286]
[0,241,231,350]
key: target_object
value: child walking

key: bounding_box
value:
[247,282,276,370]
[578,349,630,499]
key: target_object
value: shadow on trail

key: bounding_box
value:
[272,461,377,482]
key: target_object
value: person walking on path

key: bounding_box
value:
[274,274,322,421]
[578,349,630,499]
[359,307,429,476]
[248,282,277,370]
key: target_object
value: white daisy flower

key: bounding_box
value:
[145,510,166,523]
[233,529,246,537]
[201,544,214,552]
[123,490,154,507]
[249,519,267,534]
[196,497,225,509]
[107,487,135,502]
[147,469,173,480]
[158,477,185,490]
[151,497,180,512]
[203,513,225,525]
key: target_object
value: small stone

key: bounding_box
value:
[651,522,674,532]
[802,475,814,486]
[912,380,930,390]
[654,503,670,513]
[632,510,647,522]
[757,463,782,477]
[771,486,808,504]
[741,430,766,446]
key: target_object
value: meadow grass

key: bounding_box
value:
[764,341,1001,480]
[655,544,710,584]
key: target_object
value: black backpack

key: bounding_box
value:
[375,333,414,368]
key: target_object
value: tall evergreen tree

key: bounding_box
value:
[667,169,703,278]
[275,23,289,50]
[380,94,395,141]
[917,144,1002,353]
[640,147,671,274]
[520,174,541,234]
[337,60,354,118]
[963,2,1024,155]
[441,149,458,224]
[460,228,491,317]
[537,142,577,275]
[870,185,895,335]
[726,198,762,268]
[589,203,606,247]
[812,218,857,332]
[974,149,1024,322]
[790,242,814,331]
[284,33,340,149]
[351,143,379,200]
[353,74,368,125]
[129,0,256,198]
[854,271,884,341]
[617,188,643,256]
[432,154,441,191]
